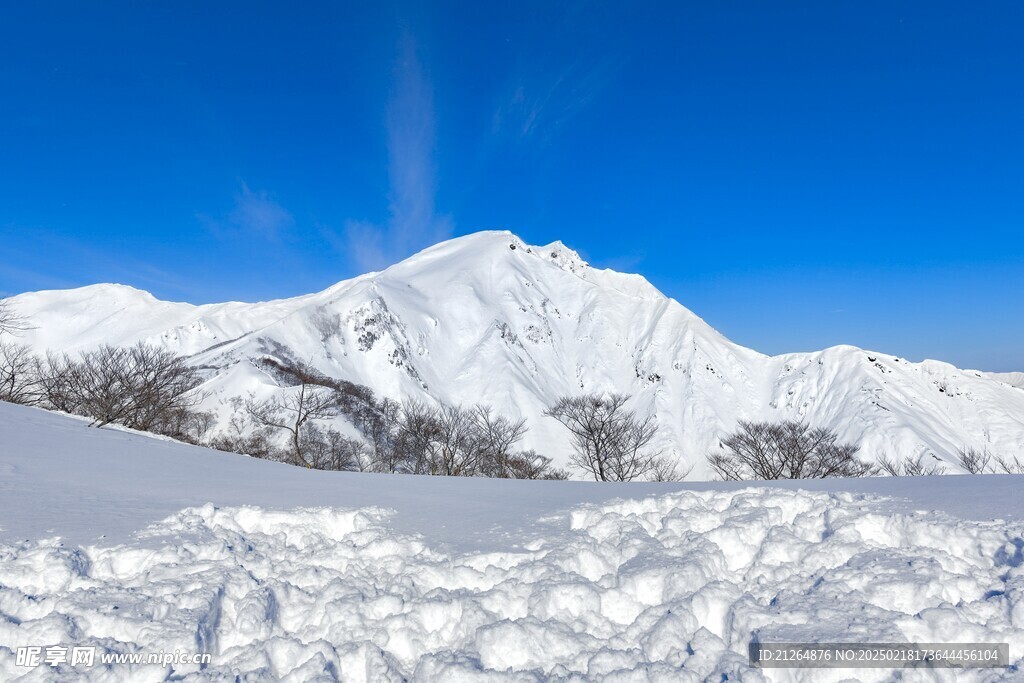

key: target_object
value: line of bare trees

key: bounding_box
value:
[1,340,569,478]
[706,419,1024,480]
[944,447,1024,475]
[231,378,688,481]
[876,446,1024,477]
[210,357,569,479]
[1,339,213,441]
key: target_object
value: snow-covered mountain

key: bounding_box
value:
[6,230,1024,477]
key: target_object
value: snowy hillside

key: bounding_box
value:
[2,402,1023,681]
[987,372,1024,391]
[6,231,1024,478]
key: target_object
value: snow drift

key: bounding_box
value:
[1,403,1022,681]
[5,231,1024,477]
[4,492,1022,681]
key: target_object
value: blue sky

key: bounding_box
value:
[1,2,1021,371]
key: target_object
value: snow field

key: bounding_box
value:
[1,488,1021,681]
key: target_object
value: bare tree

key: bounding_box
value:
[0,341,39,404]
[390,399,439,474]
[957,447,992,474]
[877,456,900,477]
[901,455,945,476]
[305,369,420,474]
[648,454,692,482]
[299,423,365,471]
[545,393,666,481]
[472,406,528,477]
[500,449,569,480]
[879,448,1022,476]
[708,420,875,480]
[433,404,486,476]
[35,351,80,413]
[246,382,340,468]
[66,345,139,427]
[0,300,30,336]
[121,344,206,432]
[356,397,404,473]
[0,303,36,405]
[346,437,374,472]
[389,399,482,476]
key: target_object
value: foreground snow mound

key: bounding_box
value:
[1,489,1021,682]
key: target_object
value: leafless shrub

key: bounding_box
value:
[13,342,569,480]
[35,351,80,413]
[473,406,527,477]
[156,408,216,444]
[387,401,498,477]
[876,456,900,476]
[429,403,482,476]
[465,406,567,479]
[500,449,569,480]
[208,411,284,461]
[326,384,565,478]
[352,396,404,473]
[394,402,540,478]
[648,455,693,482]
[121,344,207,433]
[299,423,367,471]
[390,398,440,474]
[878,454,946,476]
[545,393,670,481]
[993,454,1024,474]
[957,447,992,474]
[35,343,205,430]
[0,341,40,404]
[246,382,341,468]
[69,345,137,427]
[904,455,947,476]
[0,300,31,336]
[948,448,1024,475]
[708,420,875,480]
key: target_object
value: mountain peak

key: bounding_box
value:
[381,230,671,304]
[395,230,590,270]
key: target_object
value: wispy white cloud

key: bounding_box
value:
[201,183,295,242]
[344,34,453,272]
[492,56,622,146]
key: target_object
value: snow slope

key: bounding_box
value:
[987,372,1024,391]
[1,403,1023,681]
[5,231,1024,477]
